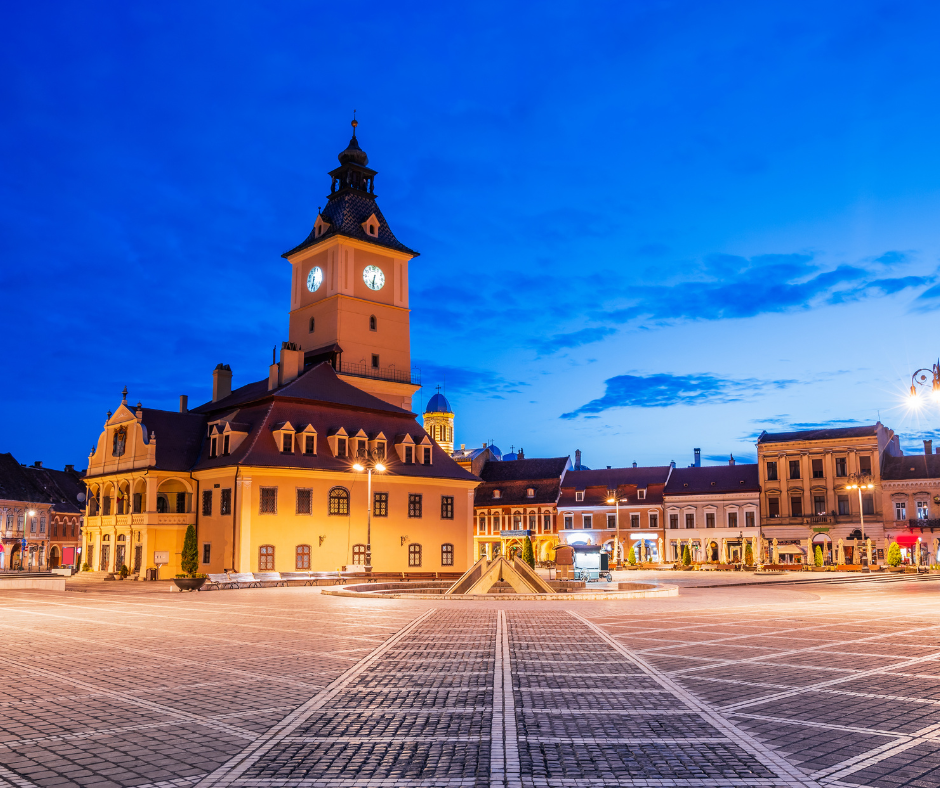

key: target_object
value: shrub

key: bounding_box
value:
[119,564,129,579]
[682,545,692,566]
[522,536,535,568]
[181,524,199,576]
[628,546,636,565]
[886,542,902,567]
[81,562,90,572]
[814,545,824,567]
[744,544,753,566]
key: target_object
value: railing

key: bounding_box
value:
[909,518,940,529]
[338,361,420,386]
[157,513,193,525]
[803,516,832,525]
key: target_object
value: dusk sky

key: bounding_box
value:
[4,1,940,471]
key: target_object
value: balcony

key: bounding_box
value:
[803,515,833,525]
[909,518,940,530]
[338,361,420,386]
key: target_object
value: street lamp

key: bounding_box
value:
[846,472,874,564]
[606,492,627,567]
[353,449,386,569]
[910,361,940,401]
[23,509,35,571]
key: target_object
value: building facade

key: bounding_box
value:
[663,462,761,563]
[81,124,480,578]
[558,466,671,564]
[757,424,899,565]
[881,441,940,565]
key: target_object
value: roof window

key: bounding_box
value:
[493,489,501,499]
[526,488,535,498]
[638,489,646,499]
[575,491,584,502]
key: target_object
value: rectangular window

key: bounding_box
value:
[564,515,573,530]
[543,514,551,532]
[859,455,872,475]
[260,487,277,514]
[607,514,616,529]
[862,494,874,516]
[917,501,929,519]
[404,446,413,464]
[838,495,849,515]
[259,545,274,571]
[102,497,111,515]
[789,460,800,480]
[638,489,646,500]
[296,544,311,569]
[202,490,212,516]
[528,513,536,530]
[575,491,584,502]
[745,511,754,528]
[766,461,778,481]
[282,433,293,453]
[210,437,217,458]
[374,492,388,517]
[790,496,803,517]
[649,513,658,529]
[371,354,380,369]
[835,457,847,477]
[336,437,347,457]
[895,502,906,521]
[375,443,385,460]
[493,514,501,532]
[223,434,230,455]
[304,435,315,455]
[441,543,454,566]
[478,515,486,534]
[220,488,232,515]
[39,516,45,533]
[408,543,422,567]
[812,459,824,478]
[685,513,694,529]
[409,494,423,518]
[133,493,142,514]
[630,513,640,529]
[202,544,211,564]
[728,511,737,528]
[706,513,715,528]
[513,514,523,529]
[423,447,432,464]
[296,488,312,515]
[669,514,678,529]
[441,496,454,519]
[768,497,780,518]
[582,514,592,529]
[814,495,826,515]
[176,492,187,514]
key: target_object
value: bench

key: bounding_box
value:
[280,572,319,586]
[201,573,235,590]
[252,572,287,587]
[228,572,261,588]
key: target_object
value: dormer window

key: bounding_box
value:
[210,437,218,459]
[405,446,413,464]
[527,488,535,498]
[493,489,501,499]
[314,214,331,238]
[361,213,381,238]
[575,491,584,502]
[282,433,293,453]
[370,224,376,235]
[223,434,231,456]
[337,437,347,457]
[273,422,296,454]
[638,489,646,500]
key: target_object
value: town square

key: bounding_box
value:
[4,1,940,786]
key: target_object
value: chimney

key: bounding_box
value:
[213,364,232,402]
[694,448,701,467]
[33,461,42,468]
[670,460,676,468]
[179,395,188,413]
[278,342,304,386]
[632,461,637,468]
[729,454,736,466]
[64,464,74,473]
[461,444,466,450]
[575,449,582,469]
[925,439,933,456]
[517,448,525,460]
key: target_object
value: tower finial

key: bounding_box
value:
[351,109,358,136]
[122,385,128,402]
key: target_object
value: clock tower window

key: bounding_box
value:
[309,317,315,333]
[371,354,379,369]
[369,315,377,331]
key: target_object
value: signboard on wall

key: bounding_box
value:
[153,551,169,565]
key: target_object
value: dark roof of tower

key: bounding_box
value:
[425,392,452,414]
[338,133,368,166]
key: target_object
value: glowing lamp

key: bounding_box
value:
[375,463,386,473]
[352,463,364,472]
[606,498,615,505]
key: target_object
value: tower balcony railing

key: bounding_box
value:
[338,361,420,386]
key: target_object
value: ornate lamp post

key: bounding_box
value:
[606,492,626,568]
[910,361,940,400]
[846,472,874,564]
[353,449,386,569]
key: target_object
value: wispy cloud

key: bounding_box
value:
[532,326,617,356]
[414,360,529,404]
[560,372,798,419]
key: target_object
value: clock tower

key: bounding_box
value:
[283,119,420,410]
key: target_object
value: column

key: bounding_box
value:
[236,476,253,573]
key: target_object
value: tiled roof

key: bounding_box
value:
[479,457,570,483]
[0,453,43,503]
[562,467,671,490]
[664,464,760,495]
[282,192,418,258]
[0,454,87,511]
[138,408,208,472]
[758,425,879,444]
[882,454,940,481]
[474,479,561,507]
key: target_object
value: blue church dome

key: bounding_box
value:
[425,392,453,413]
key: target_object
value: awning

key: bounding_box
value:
[812,533,832,542]
[892,534,921,547]
[777,546,806,555]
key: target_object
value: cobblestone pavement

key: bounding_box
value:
[0,577,938,787]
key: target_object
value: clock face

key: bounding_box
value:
[363,265,385,291]
[306,267,323,292]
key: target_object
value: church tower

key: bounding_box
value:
[283,118,420,410]
[423,388,455,454]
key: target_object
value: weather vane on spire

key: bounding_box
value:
[351,109,358,136]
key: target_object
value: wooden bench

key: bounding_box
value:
[252,572,287,587]
[201,573,235,590]
[280,572,319,586]
[228,572,261,588]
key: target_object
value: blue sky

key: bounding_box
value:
[3,1,940,470]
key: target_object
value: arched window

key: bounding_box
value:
[369,315,377,331]
[296,544,311,570]
[112,426,127,457]
[309,316,315,333]
[441,543,454,566]
[156,495,168,513]
[329,487,350,515]
[259,545,275,571]
[408,543,422,567]
[352,544,367,565]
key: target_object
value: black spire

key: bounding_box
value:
[329,113,376,198]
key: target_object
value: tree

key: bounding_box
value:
[886,542,902,567]
[744,544,753,566]
[181,524,199,576]
[682,545,692,566]
[628,545,636,565]
[522,536,535,568]
[814,545,824,567]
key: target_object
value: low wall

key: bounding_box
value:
[323,581,678,601]
[0,574,66,591]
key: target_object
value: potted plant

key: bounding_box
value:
[173,525,206,591]
[119,564,129,580]
[885,542,903,572]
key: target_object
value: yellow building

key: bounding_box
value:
[81,122,479,578]
[422,389,455,454]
